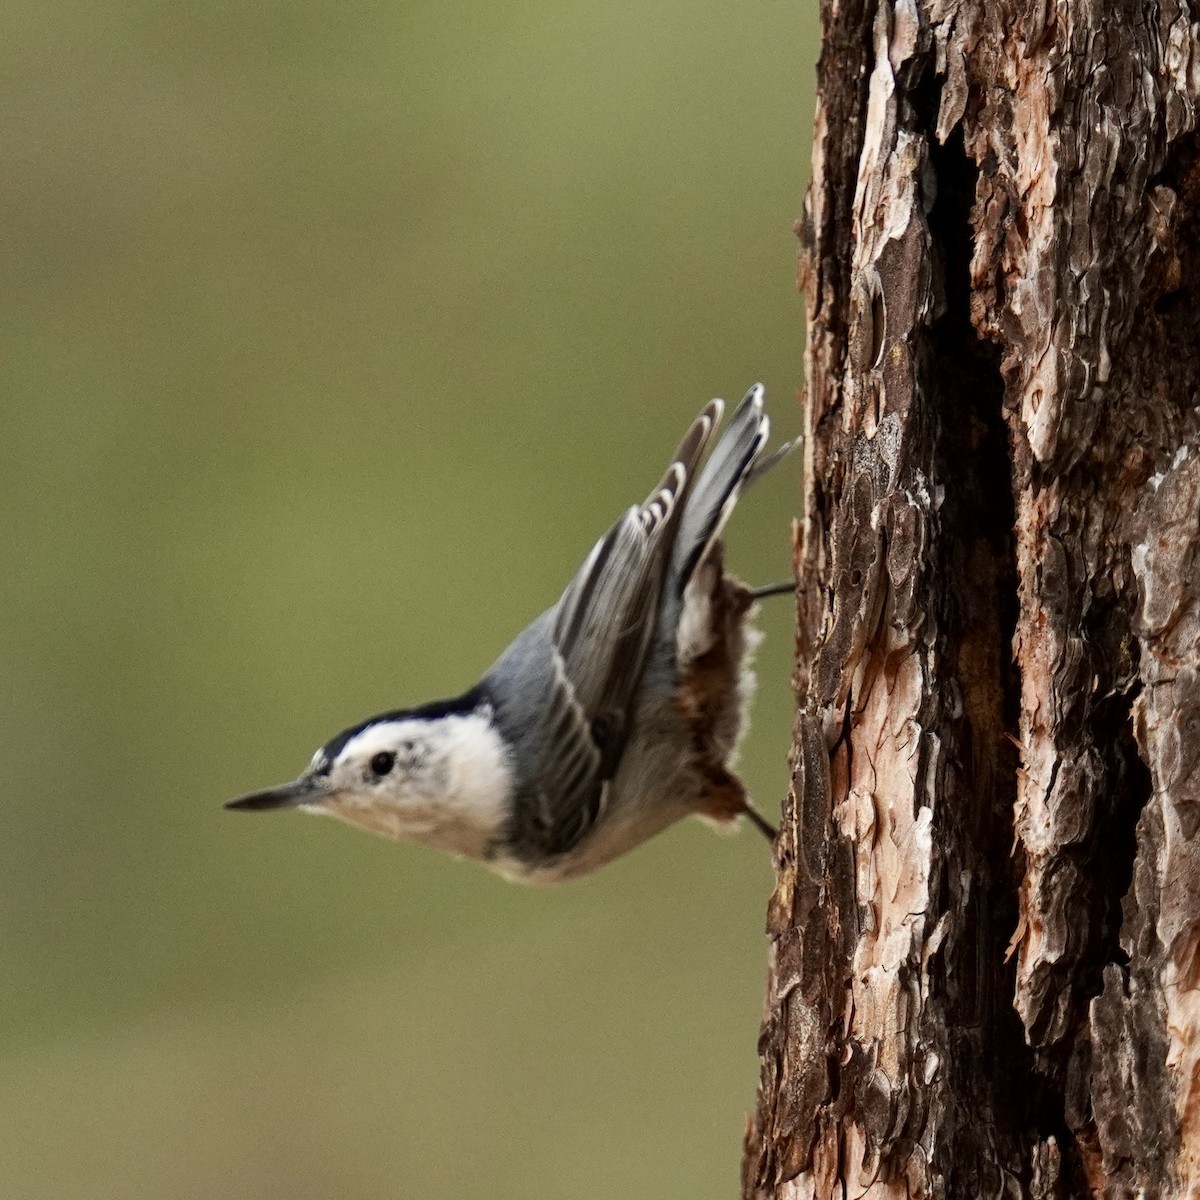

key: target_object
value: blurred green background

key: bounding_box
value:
[2,2,817,1197]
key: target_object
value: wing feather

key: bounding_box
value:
[504,405,719,858]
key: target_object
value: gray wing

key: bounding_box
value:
[494,403,722,860]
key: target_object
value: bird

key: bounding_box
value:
[226,385,798,883]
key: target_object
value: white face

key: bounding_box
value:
[314,720,438,800]
[298,712,514,859]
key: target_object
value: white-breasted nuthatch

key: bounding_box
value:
[227,385,797,882]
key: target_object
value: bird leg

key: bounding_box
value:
[749,580,795,600]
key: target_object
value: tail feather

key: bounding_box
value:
[645,398,723,511]
[743,433,802,488]
[669,384,778,592]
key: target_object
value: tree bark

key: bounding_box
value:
[743,2,1200,1196]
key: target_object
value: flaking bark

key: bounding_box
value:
[744,1,1200,1196]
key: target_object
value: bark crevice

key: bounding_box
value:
[923,113,1046,1195]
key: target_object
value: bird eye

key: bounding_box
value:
[369,751,395,777]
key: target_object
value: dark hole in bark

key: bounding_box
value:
[912,86,1162,1200]
[1088,680,1152,982]
[915,84,1061,1192]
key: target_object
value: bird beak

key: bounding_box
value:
[225,775,334,812]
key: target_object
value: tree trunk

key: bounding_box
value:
[743,2,1200,1196]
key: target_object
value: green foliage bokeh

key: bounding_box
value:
[1,2,817,1196]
